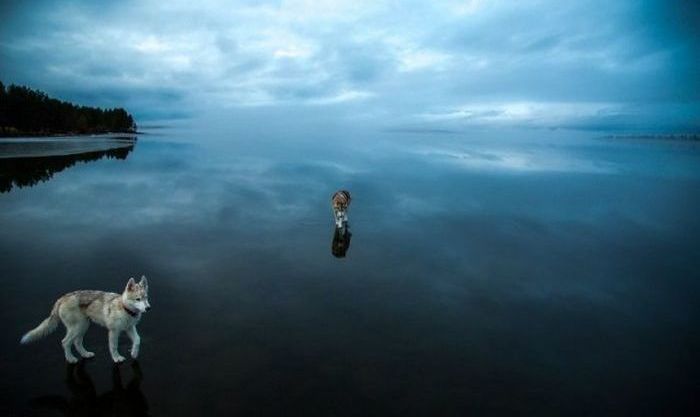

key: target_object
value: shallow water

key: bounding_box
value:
[1,126,699,416]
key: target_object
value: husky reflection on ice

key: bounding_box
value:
[32,361,148,416]
[20,276,151,363]
[332,225,352,258]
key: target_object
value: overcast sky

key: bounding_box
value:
[1,0,698,131]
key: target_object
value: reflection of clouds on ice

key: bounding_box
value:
[1,142,362,231]
[392,193,446,218]
[412,146,616,174]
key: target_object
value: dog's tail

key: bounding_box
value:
[20,299,61,344]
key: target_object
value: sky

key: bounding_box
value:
[1,0,698,131]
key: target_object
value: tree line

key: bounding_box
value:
[0,81,137,136]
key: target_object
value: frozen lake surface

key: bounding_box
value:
[1,125,699,416]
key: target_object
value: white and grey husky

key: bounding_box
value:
[20,276,150,364]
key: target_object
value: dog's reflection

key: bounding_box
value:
[32,361,149,417]
[332,224,352,258]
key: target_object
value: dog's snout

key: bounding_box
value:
[145,305,151,311]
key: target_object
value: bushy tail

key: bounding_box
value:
[20,300,61,344]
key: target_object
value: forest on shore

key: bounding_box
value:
[0,81,137,136]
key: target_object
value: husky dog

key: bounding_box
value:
[20,276,150,364]
[331,190,351,228]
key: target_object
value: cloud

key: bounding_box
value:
[0,0,697,130]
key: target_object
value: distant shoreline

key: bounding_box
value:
[0,131,139,139]
[603,133,700,141]
[0,133,137,160]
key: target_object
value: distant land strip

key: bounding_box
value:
[0,81,137,137]
[604,133,700,141]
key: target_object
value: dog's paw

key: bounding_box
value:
[81,351,95,359]
[65,356,79,364]
[112,355,126,364]
[130,349,139,359]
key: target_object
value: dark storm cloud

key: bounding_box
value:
[0,0,697,130]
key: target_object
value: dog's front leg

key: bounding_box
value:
[126,326,141,359]
[108,330,126,363]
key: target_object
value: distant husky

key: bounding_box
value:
[331,190,351,228]
[20,276,151,364]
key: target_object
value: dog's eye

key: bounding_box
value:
[136,297,142,301]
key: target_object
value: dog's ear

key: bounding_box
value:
[126,277,137,292]
[139,275,148,290]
